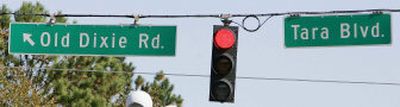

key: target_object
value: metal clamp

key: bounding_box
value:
[48,13,56,24]
[133,14,141,25]
[221,19,232,26]
[289,13,300,17]
[219,14,232,26]
[219,14,232,20]
[372,11,383,14]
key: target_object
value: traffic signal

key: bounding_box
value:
[209,25,238,103]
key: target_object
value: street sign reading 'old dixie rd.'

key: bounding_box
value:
[285,14,391,47]
[9,23,176,56]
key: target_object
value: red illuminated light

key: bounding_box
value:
[214,28,235,49]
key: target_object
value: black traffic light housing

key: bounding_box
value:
[209,25,238,103]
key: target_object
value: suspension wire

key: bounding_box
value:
[2,66,400,87]
[232,15,273,32]
[137,71,400,86]
[1,8,400,32]
[2,9,400,18]
[231,8,400,17]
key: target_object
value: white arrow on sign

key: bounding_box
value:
[23,33,35,46]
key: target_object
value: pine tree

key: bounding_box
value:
[0,3,55,106]
[0,2,134,106]
[135,71,184,107]
[1,2,184,106]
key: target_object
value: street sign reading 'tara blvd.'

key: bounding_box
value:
[9,23,176,56]
[285,14,391,47]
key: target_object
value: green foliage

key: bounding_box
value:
[0,4,11,29]
[55,11,67,23]
[135,74,145,89]
[47,57,134,106]
[0,4,11,58]
[136,71,184,107]
[14,2,48,22]
[0,67,56,106]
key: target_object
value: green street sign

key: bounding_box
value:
[9,23,176,56]
[284,14,391,47]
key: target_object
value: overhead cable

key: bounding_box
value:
[1,8,400,32]
[2,66,400,87]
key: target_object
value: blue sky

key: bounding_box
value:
[2,0,400,106]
